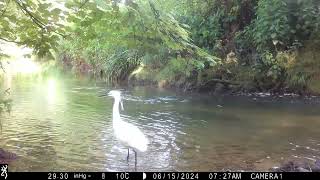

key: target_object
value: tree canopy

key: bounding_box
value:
[1,0,320,93]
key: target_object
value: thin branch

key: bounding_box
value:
[14,0,46,29]
[4,88,10,95]
[50,28,66,38]
[20,0,46,27]
[78,0,89,10]
[14,0,66,38]
[0,37,22,44]
[201,78,241,86]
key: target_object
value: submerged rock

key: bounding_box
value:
[0,148,17,163]
[271,160,320,172]
[316,159,320,167]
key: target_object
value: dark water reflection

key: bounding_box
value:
[0,76,320,171]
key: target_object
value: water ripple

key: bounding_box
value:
[2,78,320,171]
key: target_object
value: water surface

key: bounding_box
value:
[1,76,320,171]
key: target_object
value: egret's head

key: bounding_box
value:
[108,90,124,110]
[108,90,121,99]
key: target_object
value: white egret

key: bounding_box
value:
[108,90,149,169]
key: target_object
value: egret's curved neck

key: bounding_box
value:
[112,97,121,122]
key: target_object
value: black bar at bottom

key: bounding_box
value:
[4,172,320,180]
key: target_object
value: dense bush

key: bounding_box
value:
[242,0,320,52]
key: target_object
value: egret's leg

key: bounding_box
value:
[126,148,130,162]
[133,149,137,171]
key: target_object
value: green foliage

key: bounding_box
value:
[252,51,286,90]
[0,0,68,57]
[157,58,195,82]
[250,0,291,51]
[58,0,218,82]
[241,0,320,52]
[103,49,142,82]
[2,0,320,93]
[174,0,257,52]
[286,39,320,92]
[232,0,320,92]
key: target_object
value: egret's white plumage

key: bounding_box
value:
[108,90,148,168]
[113,120,148,152]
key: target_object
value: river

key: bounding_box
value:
[1,76,320,171]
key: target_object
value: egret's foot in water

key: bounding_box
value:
[126,148,130,163]
[133,149,137,171]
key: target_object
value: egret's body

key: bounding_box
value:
[108,90,148,169]
[113,121,148,152]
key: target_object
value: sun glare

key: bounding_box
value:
[0,42,41,74]
[11,59,41,74]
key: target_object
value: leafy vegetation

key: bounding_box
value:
[57,0,217,84]
[0,0,68,57]
[1,0,320,94]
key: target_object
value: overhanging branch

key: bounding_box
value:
[14,0,66,38]
[14,0,46,29]
[78,0,89,10]
[0,37,22,44]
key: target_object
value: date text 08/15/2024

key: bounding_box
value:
[150,172,282,180]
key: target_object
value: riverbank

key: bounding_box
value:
[57,38,320,97]
[56,66,320,99]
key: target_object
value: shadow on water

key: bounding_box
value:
[0,76,320,171]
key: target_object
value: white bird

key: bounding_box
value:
[108,90,149,170]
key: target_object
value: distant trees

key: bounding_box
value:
[1,0,320,93]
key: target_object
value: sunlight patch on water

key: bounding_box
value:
[47,78,57,105]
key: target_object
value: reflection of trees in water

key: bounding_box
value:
[0,76,12,164]
[1,71,12,115]
[0,62,13,163]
